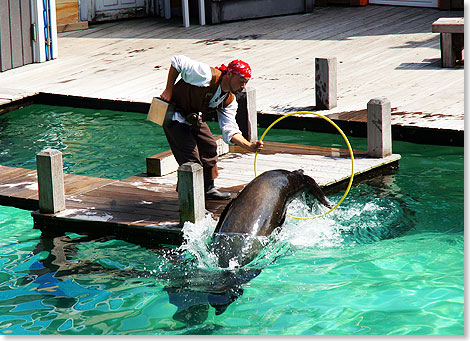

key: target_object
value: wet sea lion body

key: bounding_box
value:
[212,169,333,268]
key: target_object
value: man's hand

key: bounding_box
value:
[248,140,264,153]
[231,133,264,153]
[160,65,179,102]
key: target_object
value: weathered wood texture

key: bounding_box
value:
[431,17,464,33]
[36,149,66,213]
[0,138,400,245]
[56,0,89,32]
[315,57,337,110]
[56,0,79,25]
[0,6,463,129]
[178,162,205,225]
[367,97,392,158]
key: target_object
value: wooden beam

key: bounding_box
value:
[57,21,88,33]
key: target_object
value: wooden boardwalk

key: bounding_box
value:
[0,5,464,132]
[0,141,400,245]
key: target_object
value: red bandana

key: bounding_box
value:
[217,60,252,78]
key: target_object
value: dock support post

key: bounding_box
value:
[178,162,205,225]
[367,97,392,158]
[36,149,66,213]
[315,57,337,110]
[236,87,258,142]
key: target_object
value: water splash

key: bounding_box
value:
[178,213,220,269]
[179,213,278,270]
[282,189,415,249]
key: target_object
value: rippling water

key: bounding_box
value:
[0,105,464,335]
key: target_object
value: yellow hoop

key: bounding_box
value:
[254,111,355,220]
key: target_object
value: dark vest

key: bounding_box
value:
[171,67,235,120]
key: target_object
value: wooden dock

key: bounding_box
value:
[0,5,464,133]
[0,141,400,246]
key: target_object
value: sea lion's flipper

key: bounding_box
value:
[303,174,333,209]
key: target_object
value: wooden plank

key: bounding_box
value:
[48,208,181,229]
[63,174,117,195]
[0,165,33,180]
[81,182,179,201]
[229,140,367,157]
[0,180,38,198]
[20,0,33,65]
[9,0,23,69]
[0,168,36,184]
[56,0,79,26]
[120,174,177,192]
[0,0,12,71]
[432,17,464,33]
[66,192,179,213]
[57,22,89,33]
[64,198,180,219]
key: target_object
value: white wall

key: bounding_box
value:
[31,0,59,62]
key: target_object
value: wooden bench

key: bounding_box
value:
[432,18,464,68]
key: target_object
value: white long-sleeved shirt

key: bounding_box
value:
[170,55,242,144]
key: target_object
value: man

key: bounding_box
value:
[160,55,264,200]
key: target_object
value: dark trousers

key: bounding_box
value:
[163,119,219,185]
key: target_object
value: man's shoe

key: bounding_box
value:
[205,187,231,200]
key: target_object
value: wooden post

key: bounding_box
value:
[236,87,258,142]
[315,57,337,110]
[36,149,65,213]
[178,162,205,225]
[441,33,455,68]
[367,98,392,158]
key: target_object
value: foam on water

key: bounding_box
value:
[178,189,416,274]
[178,213,220,269]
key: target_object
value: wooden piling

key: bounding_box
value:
[36,149,66,213]
[236,87,258,142]
[367,97,392,158]
[177,162,205,225]
[315,57,337,110]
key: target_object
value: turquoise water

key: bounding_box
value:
[0,104,168,180]
[0,105,464,335]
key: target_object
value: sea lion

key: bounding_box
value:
[212,169,333,268]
